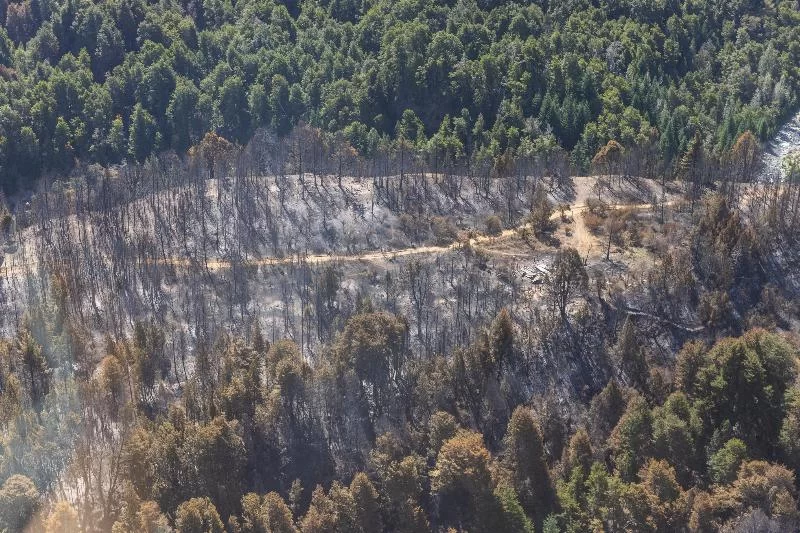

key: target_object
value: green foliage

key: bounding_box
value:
[779,388,800,471]
[126,414,247,518]
[691,195,761,296]
[2,262,800,533]
[708,438,748,485]
[484,215,503,236]
[651,392,700,485]
[494,485,535,533]
[129,103,161,162]
[489,308,515,369]
[368,433,429,532]
[528,186,554,238]
[674,340,706,395]
[613,317,648,389]
[589,379,627,440]
[299,482,360,533]
[0,0,797,190]
[542,514,560,533]
[350,473,382,533]
[503,406,556,528]
[609,394,653,482]
[690,329,797,455]
[427,411,458,460]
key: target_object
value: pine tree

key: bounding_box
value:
[562,428,593,479]
[614,317,648,390]
[260,493,297,533]
[350,473,383,533]
[432,430,497,532]
[589,379,628,440]
[677,131,704,212]
[489,308,515,369]
[503,407,555,529]
[175,498,225,533]
[548,247,588,318]
[608,394,653,481]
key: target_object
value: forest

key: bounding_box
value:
[1,0,800,532]
[0,0,798,191]
[0,124,797,531]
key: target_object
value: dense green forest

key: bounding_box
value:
[0,0,798,191]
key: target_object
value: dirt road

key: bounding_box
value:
[0,196,679,279]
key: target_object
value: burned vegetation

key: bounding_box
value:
[0,125,799,532]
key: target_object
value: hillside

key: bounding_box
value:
[0,0,798,192]
[1,167,690,371]
[1,126,800,530]
[2,0,800,532]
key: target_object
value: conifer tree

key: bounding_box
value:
[350,473,382,533]
[503,407,556,529]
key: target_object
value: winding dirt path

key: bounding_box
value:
[140,198,678,270]
[0,193,680,279]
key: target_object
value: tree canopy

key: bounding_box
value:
[0,0,797,191]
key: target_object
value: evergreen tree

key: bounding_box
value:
[503,407,556,529]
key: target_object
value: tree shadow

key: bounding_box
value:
[551,176,577,205]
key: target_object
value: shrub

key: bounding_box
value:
[431,216,458,244]
[485,215,503,236]
[529,187,554,237]
[398,213,423,241]
[582,211,605,234]
[698,290,733,329]
[585,198,608,217]
[709,438,748,485]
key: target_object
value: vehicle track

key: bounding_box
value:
[0,198,679,278]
